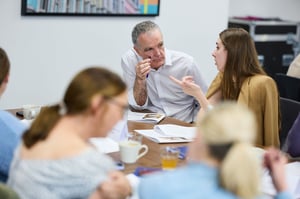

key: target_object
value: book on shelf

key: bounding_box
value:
[127,110,165,124]
[134,124,196,143]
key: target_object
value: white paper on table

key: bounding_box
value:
[89,137,119,153]
[261,162,300,198]
[154,124,196,139]
[108,119,129,141]
[89,119,130,153]
[135,124,196,143]
[286,162,300,198]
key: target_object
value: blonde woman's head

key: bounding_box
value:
[199,101,256,145]
[197,102,260,199]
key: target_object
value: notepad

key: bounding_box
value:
[89,137,119,153]
[127,111,165,123]
[135,124,196,143]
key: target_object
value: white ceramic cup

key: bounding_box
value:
[22,104,41,120]
[119,136,148,164]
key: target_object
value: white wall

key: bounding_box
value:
[229,0,300,22]
[1,1,300,109]
[0,0,229,109]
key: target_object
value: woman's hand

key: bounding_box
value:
[90,171,132,199]
[169,75,201,97]
[264,147,288,193]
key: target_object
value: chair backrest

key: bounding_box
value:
[0,183,19,199]
[282,112,300,158]
[279,97,300,148]
[275,73,300,102]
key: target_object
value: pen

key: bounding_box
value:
[146,56,151,78]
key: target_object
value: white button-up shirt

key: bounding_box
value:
[121,48,207,123]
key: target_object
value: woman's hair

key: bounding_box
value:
[0,48,10,85]
[198,102,260,199]
[23,67,127,148]
[220,28,266,100]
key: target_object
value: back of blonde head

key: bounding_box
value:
[198,102,260,199]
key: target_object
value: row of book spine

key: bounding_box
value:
[27,0,140,14]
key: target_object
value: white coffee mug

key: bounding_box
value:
[22,104,41,120]
[119,140,148,164]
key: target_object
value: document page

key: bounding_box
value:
[135,124,196,143]
[89,137,119,153]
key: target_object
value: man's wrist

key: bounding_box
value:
[136,76,146,82]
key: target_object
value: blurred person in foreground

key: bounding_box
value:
[171,28,280,147]
[138,102,291,199]
[121,20,207,123]
[286,54,300,78]
[0,47,26,183]
[7,67,132,199]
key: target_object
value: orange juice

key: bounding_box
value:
[160,147,179,170]
[161,156,178,170]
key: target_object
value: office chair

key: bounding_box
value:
[279,97,300,149]
[282,112,300,158]
[275,73,300,102]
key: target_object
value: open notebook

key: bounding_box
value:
[127,111,165,123]
[134,124,196,143]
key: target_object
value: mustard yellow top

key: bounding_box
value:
[206,72,280,147]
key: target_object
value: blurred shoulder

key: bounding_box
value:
[0,110,23,125]
[121,48,136,60]
[0,110,26,138]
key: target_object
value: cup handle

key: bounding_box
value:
[29,109,38,119]
[30,110,35,118]
[136,145,148,160]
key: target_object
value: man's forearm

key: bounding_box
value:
[133,78,147,106]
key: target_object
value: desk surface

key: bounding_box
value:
[117,118,193,174]
[7,108,194,174]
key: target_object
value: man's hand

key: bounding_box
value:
[135,58,151,80]
[133,58,151,105]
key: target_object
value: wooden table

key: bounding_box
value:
[112,117,194,174]
[7,108,194,174]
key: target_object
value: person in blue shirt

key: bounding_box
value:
[138,102,292,199]
[0,47,27,182]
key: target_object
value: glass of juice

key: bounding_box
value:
[160,146,179,170]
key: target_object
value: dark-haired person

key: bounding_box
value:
[0,48,26,183]
[7,67,132,199]
[171,28,280,147]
